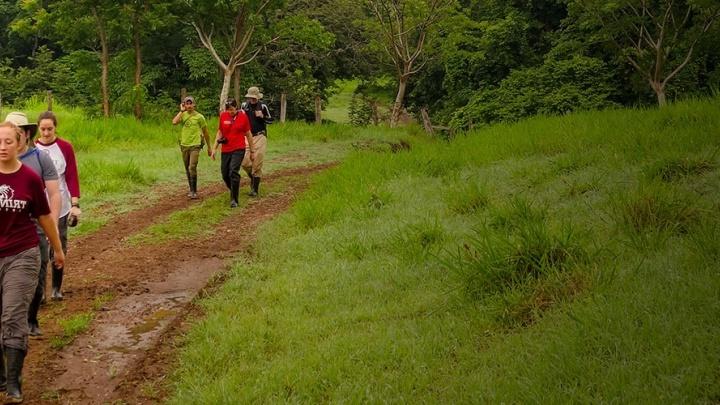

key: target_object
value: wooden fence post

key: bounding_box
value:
[181,88,187,102]
[314,95,322,125]
[420,107,434,135]
[280,92,287,123]
[47,90,53,111]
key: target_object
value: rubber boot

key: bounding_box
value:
[230,182,239,208]
[27,289,43,336]
[189,176,198,199]
[248,176,259,197]
[252,176,261,197]
[0,346,6,392]
[51,264,64,301]
[5,347,25,403]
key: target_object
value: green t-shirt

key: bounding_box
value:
[179,111,208,147]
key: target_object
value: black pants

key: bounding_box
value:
[221,149,246,196]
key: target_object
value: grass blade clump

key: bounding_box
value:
[644,155,716,182]
[613,181,703,243]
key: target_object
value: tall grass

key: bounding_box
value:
[168,97,720,402]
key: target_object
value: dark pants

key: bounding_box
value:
[28,224,50,326]
[221,149,246,200]
[0,247,40,351]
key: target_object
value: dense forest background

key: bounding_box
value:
[0,0,718,128]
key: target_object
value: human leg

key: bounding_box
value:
[249,135,266,196]
[229,149,245,207]
[50,214,68,300]
[28,225,49,335]
[187,146,200,199]
[0,247,41,403]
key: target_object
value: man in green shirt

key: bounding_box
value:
[172,95,211,199]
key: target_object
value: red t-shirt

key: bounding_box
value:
[218,110,251,153]
[0,164,51,258]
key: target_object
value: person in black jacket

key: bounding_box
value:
[241,86,272,196]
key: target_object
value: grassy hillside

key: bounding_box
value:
[169,97,720,403]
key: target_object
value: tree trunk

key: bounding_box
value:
[280,92,287,123]
[94,7,111,117]
[651,81,667,107]
[315,95,322,125]
[133,13,143,120]
[391,76,408,127]
[234,66,241,102]
[219,68,233,113]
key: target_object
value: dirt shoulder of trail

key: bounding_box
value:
[23,162,335,404]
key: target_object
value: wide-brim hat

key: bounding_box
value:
[4,112,38,137]
[183,95,196,104]
[244,86,263,100]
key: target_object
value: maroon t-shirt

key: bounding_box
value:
[0,164,51,258]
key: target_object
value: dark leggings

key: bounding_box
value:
[220,149,246,191]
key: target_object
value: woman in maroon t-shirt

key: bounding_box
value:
[211,98,255,208]
[0,122,65,402]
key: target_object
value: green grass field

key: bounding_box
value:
[167,97,720,403]
[5,101,410,236]
[324,80,358,123]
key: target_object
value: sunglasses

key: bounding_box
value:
[184,100,194,105]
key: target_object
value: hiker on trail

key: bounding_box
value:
[35,111,81,302]
[172,95,211,199]
[211,98,255,208]
[241,86,273,197]
[0,121,65,403]
[5,112,61,337]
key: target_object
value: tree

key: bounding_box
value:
[120,0,175,119]
[185,0,280,112]
[366,0,452,126]
[579,0,720,106]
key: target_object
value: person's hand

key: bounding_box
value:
[179,103,186,112]
[254,110,263,118]
[211,150,216,161]
[207,148,212,157]
[53,249,65,269]
[249,151,255,161]
[70,205,82,218]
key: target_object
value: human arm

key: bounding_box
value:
[211,129,222,160]
[45,179,62,224]
[203,126,212,156]
[245,131,255,161]
[38,214,64,268]
[58,139,82,218]
[262,104,273,125]
[172,104,186,125]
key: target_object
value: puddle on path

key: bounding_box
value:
[49,256,223,403]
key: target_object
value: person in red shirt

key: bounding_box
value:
[0,121,65,403]
[211,98,255,208]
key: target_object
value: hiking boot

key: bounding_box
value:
[230,200,238,208]
[189,192,198,199]
[51,288,63,301]
[5,347,25,403]
[28,323,42,337]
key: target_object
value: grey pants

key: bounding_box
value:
[0,247,40,351]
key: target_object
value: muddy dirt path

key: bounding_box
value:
[23,163,334,404]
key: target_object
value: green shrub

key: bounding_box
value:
[451,56,618,129]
